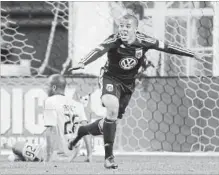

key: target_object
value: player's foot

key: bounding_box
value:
[104,155,118,169]
[68,139,78,150]
[68,140,74,150]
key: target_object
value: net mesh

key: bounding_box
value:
[1,8,40,76]
[1,1,219,152]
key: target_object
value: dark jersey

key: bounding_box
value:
[80,32,194,84]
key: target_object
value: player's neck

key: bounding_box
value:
[127,36,136,45]
[54,91,65,96]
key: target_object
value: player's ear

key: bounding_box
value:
[52,85,56,91]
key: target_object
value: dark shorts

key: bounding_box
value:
[100,74,135,119]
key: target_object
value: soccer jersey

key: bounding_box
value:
[22,142,44,161]
[10,141,44,162]
[80,32,194,84]
[44,94,87,156]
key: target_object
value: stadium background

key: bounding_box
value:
[1,1,219,154]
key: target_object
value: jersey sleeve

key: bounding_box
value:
[43,98,57,127]
[80,34,119,65]
[138,33,195,57]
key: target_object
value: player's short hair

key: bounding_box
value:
[126,2,144,20]
[49,74,66,90]
[121,14,139,27]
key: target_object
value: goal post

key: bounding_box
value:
[213,2,219,76]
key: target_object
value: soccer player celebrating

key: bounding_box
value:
[7,74,92,162]
[68,14,201,169]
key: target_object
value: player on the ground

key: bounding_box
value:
[68,14,201,169]
[7,74,92,162]
[6,141,45,162]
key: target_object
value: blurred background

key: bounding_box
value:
[1,1,219,153]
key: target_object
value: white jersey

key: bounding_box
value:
[43,95,87,156]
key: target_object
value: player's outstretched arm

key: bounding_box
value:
[155,41,195,57]
[139,33,204,62]
[160,42,204,62]
[68,34,118,72]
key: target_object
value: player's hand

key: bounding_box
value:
[194,54,205,63]
[68,62,85,71]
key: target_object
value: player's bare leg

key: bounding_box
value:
[101,94,119,169]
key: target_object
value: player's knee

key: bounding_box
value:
[107,111,118,120]
[108,109,119,120]
[78,125,89,137]
[102,94,119,119]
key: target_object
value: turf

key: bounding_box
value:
[0,154,219,174]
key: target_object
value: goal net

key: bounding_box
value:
[1,1,219,155]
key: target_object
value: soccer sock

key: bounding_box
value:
[103,118,117,159]
[69,119,102,149]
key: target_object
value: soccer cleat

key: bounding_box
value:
[104,155,118,169]
[68,140,74,150]
[68,139,80,150]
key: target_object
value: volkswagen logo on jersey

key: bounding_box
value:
[119,57,138,70]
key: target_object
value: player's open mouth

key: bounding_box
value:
[120,31,128,40]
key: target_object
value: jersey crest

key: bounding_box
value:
[135,48,143,59]
[106,84,114,92]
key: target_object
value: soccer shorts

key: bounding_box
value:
[100,74,134,119]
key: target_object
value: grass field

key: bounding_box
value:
[0,154,219,174]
